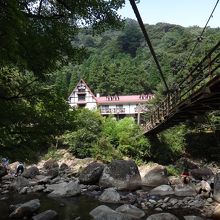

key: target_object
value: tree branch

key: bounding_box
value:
[38,0,44,15]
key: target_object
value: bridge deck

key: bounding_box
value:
[144,75,220,135]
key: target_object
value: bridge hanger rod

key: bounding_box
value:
[129,0,169,93]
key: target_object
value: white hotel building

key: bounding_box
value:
[68,79,154,120]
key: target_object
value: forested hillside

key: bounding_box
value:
[54,19,220,98]
[1,4,220,163]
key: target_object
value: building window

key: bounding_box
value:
[78,94,86,101]
[77,83,86,92]
[101,105,109,110]
[116,105,123,109]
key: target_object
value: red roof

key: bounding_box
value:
[96,94,154,104]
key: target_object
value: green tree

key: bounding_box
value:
[117,19,143,57]
[0,0,125,75]
[0,67,73,160]
[62,109,103,157]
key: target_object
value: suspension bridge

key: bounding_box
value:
[129,0,220,135]
[143,40,220,134]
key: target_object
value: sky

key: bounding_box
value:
[118,0,220,28]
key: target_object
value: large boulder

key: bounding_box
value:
[116,204,145,219]
[79,162,104,185]
[10,176,30,191]
[22,166,40,178]
[32,210,57,220]
[90,205,135,220]
[99,188,120,203]
[214,172,220,202]
[190,168,213,180]
[43,160,59,170]
[8,161,19,173]
[9,199,40,218]
[176,157,199,170]
[174,184,196,197]
[0,165,7,178]
[46,168,59,179]
[99,160,141,190]
[48,181,81,197]
[59,163,68,171]
[149,185,174,196]
[45,182,67,192]
[146,213,179,220]
[213,204,220,220]
[139,164,168,187]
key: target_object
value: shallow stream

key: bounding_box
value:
[0,192,204,220]
[0,193,103,220]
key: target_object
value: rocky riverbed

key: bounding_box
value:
[1,152,220,220]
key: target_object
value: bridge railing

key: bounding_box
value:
[144,40,220,133]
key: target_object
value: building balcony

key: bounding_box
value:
[77,91,86,94]
[77,100,86,104]
[100,108,125,114]
[134,107,148,113]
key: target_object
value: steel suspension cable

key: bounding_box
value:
[129,0,169,93]
[176,0,219,79]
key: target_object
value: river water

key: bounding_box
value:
[0,193,104,220]
[0,192,204,220]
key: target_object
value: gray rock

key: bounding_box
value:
[48,181,81,197]
[149,185,174,196]
[22,166,40,178]
[9,199,40,218]
[19,186,29,194]
[46,168,59,179]
[32,185,45,192]
[174,184,196,197]
[43,160,59,170]
[116,204,145,219]
[79,162,104,185]
[32,210,57,220]
[0,165,7,178]
[59,163,68,171]
[99,160,141,190]
[214,172,220,202]
[10,176,30,191]
[184,216,204,220]
[50,176,61,184]
[176,157,199,170]
[45,182,67,192]
[140,164,168,187]
[99,188,120,203]
[90,205,135,220]
[213,204,220,220]
[146,213,179,220]
[36,176,52,184]
[191,168,213,180]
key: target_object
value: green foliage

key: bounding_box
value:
[62,112,151,162]
[117,19,143,57]
[62,109,103,158]
[92,137,122,163]
[0,67,73,152]
[43,147,62,161]
[0,0,124,75]
[102,117,151,161]
[166,165,181,177]
[149,124,187,164]
[159,124,187,156]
